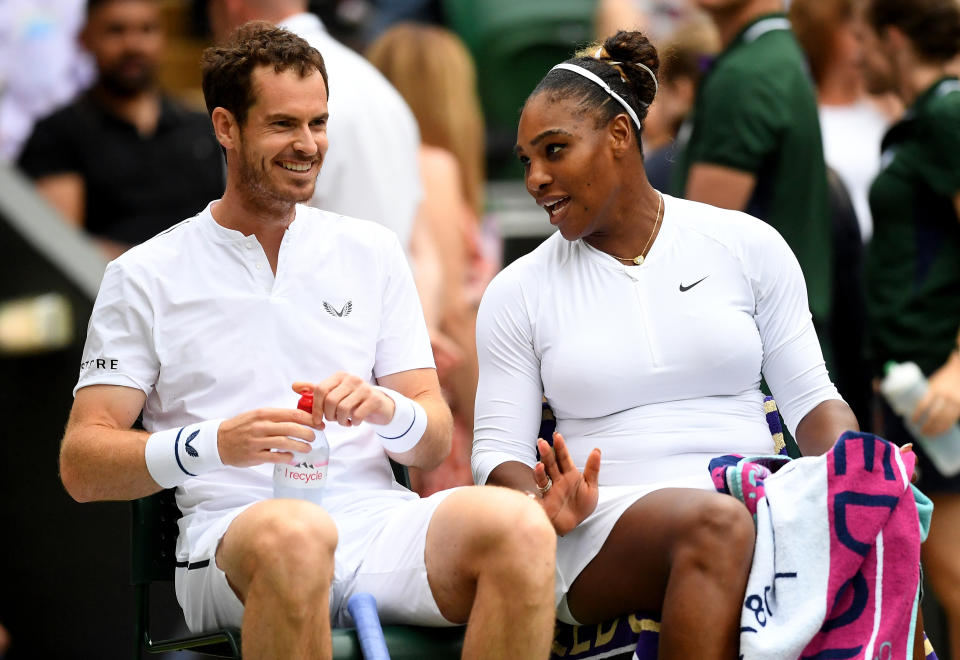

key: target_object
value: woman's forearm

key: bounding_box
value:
[794,398,860,456]
[486,460,540,492]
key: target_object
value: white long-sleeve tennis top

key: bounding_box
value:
[473,195,841,490]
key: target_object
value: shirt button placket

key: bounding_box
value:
[244,241,267,287]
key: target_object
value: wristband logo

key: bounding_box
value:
[184,429,200,458]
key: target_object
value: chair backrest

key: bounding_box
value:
[131,489,182,586]
[391,458,411,489]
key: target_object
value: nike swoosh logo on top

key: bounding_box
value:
[679,276,709,292]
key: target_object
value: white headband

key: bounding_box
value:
[550,62,645,132]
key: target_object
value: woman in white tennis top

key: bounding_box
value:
[472,29,859,659]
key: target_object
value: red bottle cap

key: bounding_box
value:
[297,391,314,413]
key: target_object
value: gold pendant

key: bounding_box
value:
[634,255,644,265]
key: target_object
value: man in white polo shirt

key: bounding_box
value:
[58,22,557,658]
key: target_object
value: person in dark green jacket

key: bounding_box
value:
[673,0,833,365]
[858,0,960,656]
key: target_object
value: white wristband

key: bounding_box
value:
[372,386,428,453]
[144,419,225,488]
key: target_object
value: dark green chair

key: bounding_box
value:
[132,490,241,658]
[131,460,465,658]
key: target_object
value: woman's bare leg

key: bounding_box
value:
[566,488,755,660]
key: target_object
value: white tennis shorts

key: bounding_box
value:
[555,479,707,624]
[174,489,459,633]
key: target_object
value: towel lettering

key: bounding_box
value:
[741,572,797,633]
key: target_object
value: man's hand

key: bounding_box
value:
[292,372,396,429]
[913,352,960,435]
[216,408,317,467]
[533,432,601,536]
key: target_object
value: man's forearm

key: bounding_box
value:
[60,423,157,502]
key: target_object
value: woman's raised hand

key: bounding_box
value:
[533,431,601,536]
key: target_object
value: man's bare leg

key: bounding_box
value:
[425,486,557,659]
[216,499,338,660]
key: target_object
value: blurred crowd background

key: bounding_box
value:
[1,0,959,657]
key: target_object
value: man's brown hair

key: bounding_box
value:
[865,0,960,62]
[200,21,328,126]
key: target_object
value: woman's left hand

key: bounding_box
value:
[533,432,601,536]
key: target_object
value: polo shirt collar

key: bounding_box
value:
[906,76,960,120]
[727,12,790,51]
[198,201,305,244]
[199,201,244,244]
[702,13,790,76]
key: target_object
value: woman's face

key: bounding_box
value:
[515,92,621,242]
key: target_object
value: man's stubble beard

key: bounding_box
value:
[235,140,317,212]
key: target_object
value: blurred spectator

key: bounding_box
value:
[822,165,874,431]
[16,0,224,260]
[641,15,718,191]
[368,23,497,494]
[365,0,443,42]
[672,0,834,368]
[790,0,900,243]
[208,0,422,250]
[857,1,960,656]
[0,0,93,162]
[595,0,699,44]
[790,0,895,429]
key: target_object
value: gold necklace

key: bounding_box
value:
[610,192,662,266]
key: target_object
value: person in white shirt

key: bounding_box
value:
[474,30,858,659]
[208,0,422,249]
[790,0,901,243]
[0,0,93,162]
[60,23,557,658]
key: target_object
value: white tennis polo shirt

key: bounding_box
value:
[75,202,434,548]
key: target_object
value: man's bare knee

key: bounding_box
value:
[498,493,557,565]
[426,487,555,618]
[467,489,556,578]
[221,500,337,603]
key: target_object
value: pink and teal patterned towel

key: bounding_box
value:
[710,431,934,659]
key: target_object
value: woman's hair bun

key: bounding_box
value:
[602,30,660,107]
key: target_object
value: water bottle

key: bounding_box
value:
[273,391,329,503]
[880,361,960,476]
